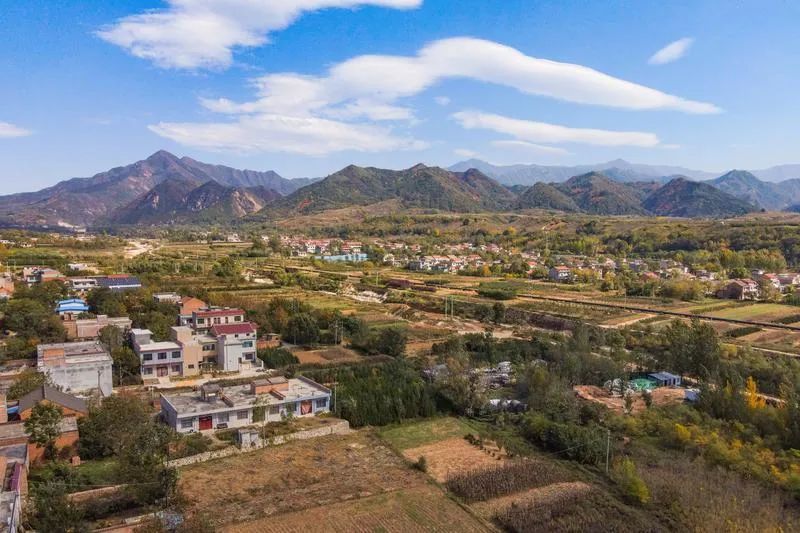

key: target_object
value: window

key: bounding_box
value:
[171,351,181,359]
[181,418,194,429]
[158,352,167,360]
[202,344,214,351]
[284,402,296,413]
[143,367,153,375]
[242,341,253,348]
[244,353,254,361]
[316,399,328,409]
[171,364,181,373]
[214,317,221,324]
[237,410,248,420]
[143,353,153,361]
[217,412,229,423]
[197,318,205,324]
[234,315,242,322]
[269,406,280,415]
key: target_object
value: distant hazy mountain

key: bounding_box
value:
[708,170,800,210]
[643,177,757,217]
[449,158,717,185]
[256,163,516,219]
[0,151,304,227]
[750,164,800,182]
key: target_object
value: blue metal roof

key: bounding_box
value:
[649,371,680,381]
[56,299,89,313]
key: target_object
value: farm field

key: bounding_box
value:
[223,485,490,533]
[292,345,363,365]
[706,302,800,322]
[178,428,485,530]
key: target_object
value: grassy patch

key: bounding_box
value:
[379,417,477,451]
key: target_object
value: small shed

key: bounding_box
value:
[648,371,681,387]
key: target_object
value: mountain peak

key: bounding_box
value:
[145,150,180,163]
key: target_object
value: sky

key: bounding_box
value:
[1,0,799,192]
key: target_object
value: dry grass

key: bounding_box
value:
[403,437,506,483]
[179,430,425,528]
[222,485,490,533]
[293,346,363,365]
[574,385,686,414]
[471,481,593,518]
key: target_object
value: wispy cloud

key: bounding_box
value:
[453,148,478,158]
[453,110,660,148]
[435,96,451,106]
[149,114,426,155]
[490,139,569,156]
[0,121,32,138]
[649,37,694,65]
[150,37,715,155]
[97,0,423,70]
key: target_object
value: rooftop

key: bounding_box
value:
[18,385,88,415]
[162,377,330,417]
[194,307,245,318]
[37,340,110,362]
[210,323,256,336]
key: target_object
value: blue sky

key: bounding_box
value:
[1,0,798,192]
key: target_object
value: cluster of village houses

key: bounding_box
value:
[0,269,330,532]
[275,235,800,299]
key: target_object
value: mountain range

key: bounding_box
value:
[6,151,800,228]
[0,151,314,228]
[450,158,800,190]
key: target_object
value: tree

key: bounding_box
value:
[78,395,151,458]
[8,369,54,400]
[116,422,176,506]
[373,326,408,357]
[283,313,320,345]
[111,346,141,385]
[87,288,127,317]
[28,482,87,533]
[25,403,64,458]
[98,325,125,353]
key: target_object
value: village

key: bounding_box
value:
[0,226,797,531]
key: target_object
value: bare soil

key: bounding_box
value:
[574,385,686,414]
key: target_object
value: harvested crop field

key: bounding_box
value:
[471,481,593,518]
[179,430,429,528]
[292,346,363,365]
[223,485,490,533]
[403,437,506,482]
[574,385,686,413]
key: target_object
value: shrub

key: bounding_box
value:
[414,455,428,472]
[611,458,650,505]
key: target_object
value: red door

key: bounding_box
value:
[199,416,212,430]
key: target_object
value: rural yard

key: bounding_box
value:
[179,427,490,531]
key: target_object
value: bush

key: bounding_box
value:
[258,347,299,368]
[611,458,650,505]
[414,455,427,472]
[725,326,762,338]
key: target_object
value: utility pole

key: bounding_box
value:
[605,428,611,475]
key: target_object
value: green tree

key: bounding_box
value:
[28,482,87,533]
[284,313,320,345]
[98,325,124,353]
[373,326,408,357]
[78,395,151,458]
[24,403,64,458]
[8,369,54,400]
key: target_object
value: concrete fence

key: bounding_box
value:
[166,419,351,468]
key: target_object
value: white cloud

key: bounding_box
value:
[453,110,660,147]
[453,148,478,158]
[490,140,569,156]
[0,122,32,138]
[97,0,422,70]
[648,37,694,65]
[149,114,426,155]
[435,96,451,106]
[149,36,715,155]
[203,37,719,116]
